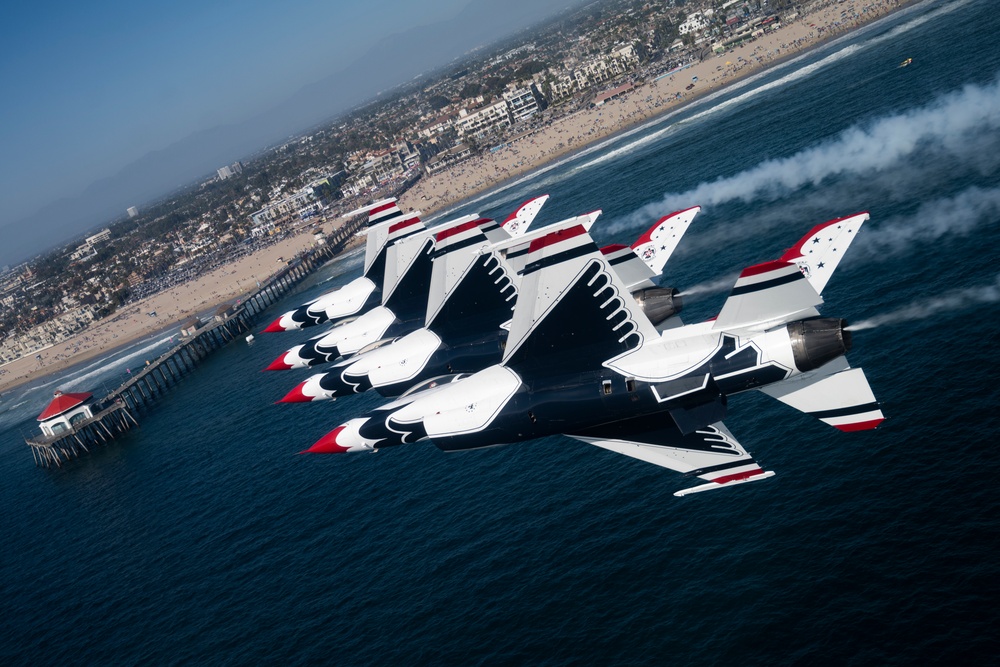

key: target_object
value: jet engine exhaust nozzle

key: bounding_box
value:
[787,318,851,372]
[632,287,683,326]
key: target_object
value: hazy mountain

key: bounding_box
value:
[0,0,587,267]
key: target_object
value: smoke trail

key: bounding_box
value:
[678,274,739,298]
[613,75,1000,231]
[852,186,1000,260]
[846,276,1000,331]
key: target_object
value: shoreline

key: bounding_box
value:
[0,0,918,399]
[398,0,918,217]
[0,230,321,396]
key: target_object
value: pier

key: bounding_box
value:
[26,218,365,467]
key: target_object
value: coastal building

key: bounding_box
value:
[0,307,97,363]
[503,85,543,123]
[37,390,97,437]
[419,114,457,139]
[69,228,113,261]
[250,177,335,227]
[456,100,512,139]
[86,229,112,246]
[127,206,139,218]
[679,12,710,35]
[425,143,472,175]
[180,318,204,337]
[594,82,636,106]
[217,161,244,181]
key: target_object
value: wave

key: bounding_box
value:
[41,334,177,394]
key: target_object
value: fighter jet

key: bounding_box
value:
[262,198,420,332]
[265,197,549,371]
[278,207,699,402]
[305,213,883,497]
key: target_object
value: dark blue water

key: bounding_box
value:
[3,1,999,663]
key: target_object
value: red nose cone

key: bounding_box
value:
[301,426,349,454]
[262,318,287,333]
[279,382,312,403]
[265,355,294,371]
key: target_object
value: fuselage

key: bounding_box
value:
[329,316,850,453]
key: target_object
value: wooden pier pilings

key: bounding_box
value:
[26,218,366,467]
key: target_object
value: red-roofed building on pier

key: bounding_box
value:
[37,390,97,438]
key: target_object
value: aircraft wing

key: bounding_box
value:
[569,419,774,496]
[759,356,884,431]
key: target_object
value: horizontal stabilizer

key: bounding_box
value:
[780,212,869,295]
[569,420,773,496]
[600,244,656,291]
[760,357,884,431]
[491,211,601,275]
[713,261,822,332]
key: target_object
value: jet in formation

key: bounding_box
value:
[273,202,698,403]
[266,197,882,496]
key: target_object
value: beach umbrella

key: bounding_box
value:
[692,76,698,81]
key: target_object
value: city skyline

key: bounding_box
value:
[0,0,588,267]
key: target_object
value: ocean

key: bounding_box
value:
[2,0,998,663]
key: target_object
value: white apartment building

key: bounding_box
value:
[503,85,542,123]
[679,11,711,35]
[456,100,512,139]
[420,114,457,139]
[217,161,244,181]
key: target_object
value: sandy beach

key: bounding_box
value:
[399,0,912,215]
[0,231,320,394]
[0,0,912,397]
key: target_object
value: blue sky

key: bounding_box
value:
[0,0,486,230]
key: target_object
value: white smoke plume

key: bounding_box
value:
[847,276,1000,331]
[678,274,739,298]
[612,75,1000,232]
[851,186,1000,260]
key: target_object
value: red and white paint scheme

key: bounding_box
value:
[277,207,689,402]
[266,197,552,371]
[310,213,883,498]
[497,194,549,238]
[629,206,701,276]
[262,199,421,332]
[37,390,97,437]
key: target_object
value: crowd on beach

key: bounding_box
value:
[399,0,910,215]
[0,0,913,397]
